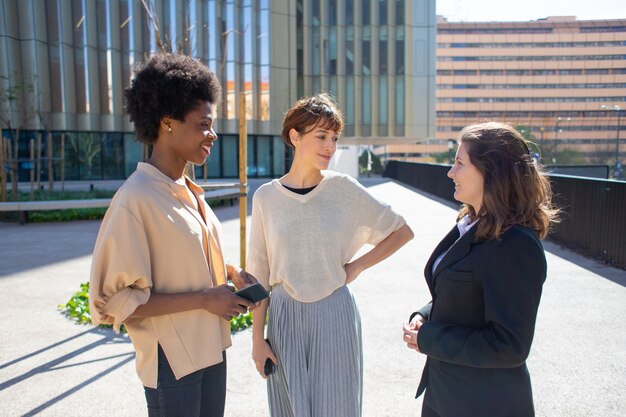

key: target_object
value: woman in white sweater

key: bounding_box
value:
[247,93,414,417]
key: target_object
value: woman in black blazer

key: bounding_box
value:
[403,122,558,417]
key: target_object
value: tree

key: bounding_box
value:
[0,73,38,201]
[359,149,383,176]
[68,133,101,179]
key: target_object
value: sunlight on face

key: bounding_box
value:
[447,142,484,211]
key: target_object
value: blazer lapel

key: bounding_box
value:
[424,226,459,286]
[432,224,477,279]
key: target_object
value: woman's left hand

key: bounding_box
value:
[227,264,258,290]
[344,261,364,285]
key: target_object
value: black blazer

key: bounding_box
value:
[412,223,546,417]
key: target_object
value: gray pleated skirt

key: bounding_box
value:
[266,284,363,417]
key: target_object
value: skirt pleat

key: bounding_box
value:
[266,284,363,417]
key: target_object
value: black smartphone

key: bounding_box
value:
[264,338,276,376]
[234,283,269,303]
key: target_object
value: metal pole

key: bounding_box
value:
[553,116,570,164]
[47,132,53,192]
[0,134,5,201]
[36,133,41,189]
[61,133,65,192]
[29,139,35,200]
[238,93,247,268]
[554,119,559,163]
[615,108,622,178]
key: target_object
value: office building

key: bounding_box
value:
[0,0,436,181]
[383,16,626,175]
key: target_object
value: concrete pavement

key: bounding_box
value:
[0,178,624,416]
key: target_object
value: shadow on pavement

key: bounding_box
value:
[0,327,131,392]
[543,240,626,287]
[0,221,101,277]
[21,354,134,416]
[0,327,133,416]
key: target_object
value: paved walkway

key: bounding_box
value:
[0,178,624,416]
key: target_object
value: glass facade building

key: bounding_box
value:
[0,0,436,181]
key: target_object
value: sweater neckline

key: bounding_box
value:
[272,173,332,202]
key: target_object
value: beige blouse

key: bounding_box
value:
[89,163,231,388]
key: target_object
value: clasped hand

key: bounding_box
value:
[402,315,424,353]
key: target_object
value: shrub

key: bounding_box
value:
[59,282,253,333]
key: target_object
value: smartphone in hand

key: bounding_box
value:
[264,338,276,376]
[234,283,269,303]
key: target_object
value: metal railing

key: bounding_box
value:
[384,160,626,269]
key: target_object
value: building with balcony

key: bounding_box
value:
[0,0,436,182]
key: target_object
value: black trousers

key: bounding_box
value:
[144,345,227,417]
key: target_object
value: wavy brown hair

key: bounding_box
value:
[457,122,559,240]
[281,93,344,148]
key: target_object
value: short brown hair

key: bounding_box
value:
[457,122,559,240]
[281,93,344,148]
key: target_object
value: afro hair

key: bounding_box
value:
[124,53,222,144]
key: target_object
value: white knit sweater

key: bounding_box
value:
[247,171,406,302]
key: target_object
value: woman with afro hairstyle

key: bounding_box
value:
[89,53,257,417]
[402,122,559,417]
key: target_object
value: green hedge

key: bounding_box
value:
[3,189,115,223]
[3,189,231,223]
[59,282,253,334]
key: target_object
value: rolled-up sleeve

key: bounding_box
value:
[89,205,152,333]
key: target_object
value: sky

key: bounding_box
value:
[436,0,626,22]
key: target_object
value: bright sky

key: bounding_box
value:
[436,0,626,22]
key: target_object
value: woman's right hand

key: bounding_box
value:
[201,284,253,321]
[252,338,278,379]
[403,314,425,352]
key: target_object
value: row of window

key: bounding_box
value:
[2,130,287,182]
[438,26,626,35]
[314,0,405,26]
[438,97,626,103]
[437,111,621,118]
[438,83,626,89]
[434,134,623,148]
[439,28,553,35]
[313,30,406,77]
[437,69,626,76]
[437,125,625,132]
[439,41,626,48]
[581,26,626,33]
[438,55,626,61]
